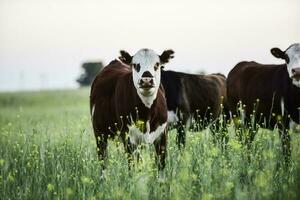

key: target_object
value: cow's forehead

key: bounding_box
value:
[286,43,300,56]
[132,49,160,66]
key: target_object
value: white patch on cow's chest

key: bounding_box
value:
[167,110,179,123]
[128,121,167,145]
[137,92,158,108]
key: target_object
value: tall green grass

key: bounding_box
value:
[0,88,300,200]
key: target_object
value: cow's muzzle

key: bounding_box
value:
[139,78,154,89]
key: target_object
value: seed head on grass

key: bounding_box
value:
[0,159,4,167]
[47,183,54,191]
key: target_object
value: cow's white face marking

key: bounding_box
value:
[132,49,162,108]
[167,110,179,123]
[285,43,300,87]
[128,121,167,145]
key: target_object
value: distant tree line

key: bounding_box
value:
[77,62,104,87]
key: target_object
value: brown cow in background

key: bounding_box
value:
[227,43,300,162]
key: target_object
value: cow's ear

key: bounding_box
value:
[119,50,132,65]
[270,48,285,59]
[160,49,174,64]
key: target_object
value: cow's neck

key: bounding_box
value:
[131,93,159,133]
[127,73,159,122]
[284,74,300,123]
[130,86,155,121]
[287,83,300,122]
[137,90,158,109]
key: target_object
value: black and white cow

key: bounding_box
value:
[161,70,228,148]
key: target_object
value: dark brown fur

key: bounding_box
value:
[161,70,228,148]
[227,61,300,160]
[180,73,227,119]
[90,60,168,169]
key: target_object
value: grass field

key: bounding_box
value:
[0,88,300,200]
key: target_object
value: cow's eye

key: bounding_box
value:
[132,63,140,72]
[154,63,160,71]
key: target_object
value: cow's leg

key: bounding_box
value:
[210,116,229,150]
[231,112,253,161]
[239,117,261,163]
[221,115,229,150]
[154,130,167,171]
[95,134,108,169]
[210,120,218,145]
[121,134,137,170]
[278,122,291,165]
[209,103,229,149]
[246,119,258,146]
[126,142,136,170]
[233,118,244,143]
[176,112,188,149]
[209,110,223,145]
[232,111,251,146]
[231,101,247,142]
[220,105,230,149]
[176,121,185,149]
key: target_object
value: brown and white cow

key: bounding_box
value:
[227,43,300,161]
[161,70,228,148]
[90,48,174,170]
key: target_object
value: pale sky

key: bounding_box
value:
[0,0,299,91]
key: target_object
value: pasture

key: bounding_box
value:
[0,88,300,200]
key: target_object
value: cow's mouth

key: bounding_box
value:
[139,84,155,90]
[139,84,155,96]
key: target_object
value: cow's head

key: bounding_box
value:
[271,43,300,87]
[119,48,174,108]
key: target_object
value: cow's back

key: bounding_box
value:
[90,60,131,135]
[227,61,289,125]
[161,70,182,111]
[181,73,227,118]
[90,60,131,104]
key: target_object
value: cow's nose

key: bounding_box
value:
[141,71,153,78]
[140,71,154,87]
[140,78,154,85]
